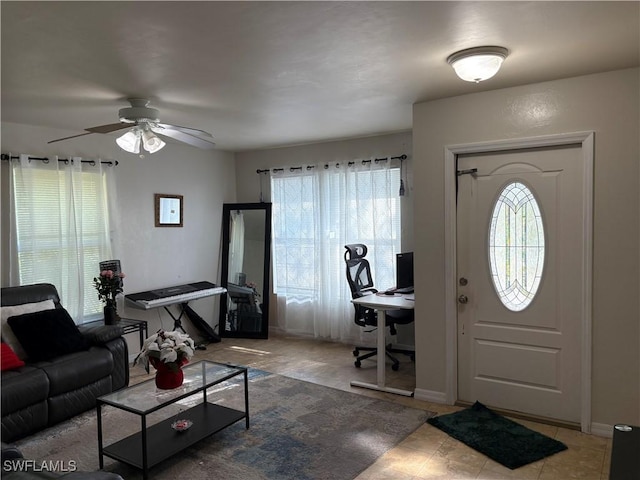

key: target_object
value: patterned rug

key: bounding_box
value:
[15,370,433,479]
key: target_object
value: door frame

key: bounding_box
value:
[443,131,594,432]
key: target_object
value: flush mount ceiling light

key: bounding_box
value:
[447,46,509,83]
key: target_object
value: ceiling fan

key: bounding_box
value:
[48,98,215,153]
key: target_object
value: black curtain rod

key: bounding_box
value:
[256,154,407,174]
[1,153,118,167]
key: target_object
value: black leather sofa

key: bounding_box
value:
[1,283,129,443]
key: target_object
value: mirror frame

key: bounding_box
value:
[155,193,183,227]
[219,202,272,339]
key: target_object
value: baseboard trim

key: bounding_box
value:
[414,388,448,404]
[591,422,613,438]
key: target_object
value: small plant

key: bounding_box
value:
[93,270,125,307]
[134,329,195,372]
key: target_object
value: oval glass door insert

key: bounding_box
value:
[488,181,545,311]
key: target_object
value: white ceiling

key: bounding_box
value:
[2,1,638,152]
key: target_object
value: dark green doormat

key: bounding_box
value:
[427,401,568,469]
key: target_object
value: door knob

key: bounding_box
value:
[458,294,469,304]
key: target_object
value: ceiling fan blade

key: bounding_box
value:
[156,123,213,138]
[86,123,131,134]
[48,123,131,144]
[151,126,216,149]
[48,132,95,144]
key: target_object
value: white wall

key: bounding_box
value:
[1,122,237,353]
[412,68,640,427]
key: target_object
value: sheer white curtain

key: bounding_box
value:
[270,161,401,342]
[9,154,115,323]
[228,210,245,284]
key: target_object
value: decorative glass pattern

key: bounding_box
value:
[489,182,545,311]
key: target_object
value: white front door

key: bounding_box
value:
[456,144,586,423]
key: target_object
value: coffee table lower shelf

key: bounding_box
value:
[102,402,246,472]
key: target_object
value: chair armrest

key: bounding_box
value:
[78,324,124,345]
[354,288,377,298]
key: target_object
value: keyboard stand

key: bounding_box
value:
[163,304,188,333]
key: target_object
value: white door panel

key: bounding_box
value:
[457,145,583,423]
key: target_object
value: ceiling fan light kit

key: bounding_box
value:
[48,98,215,153]
[116,127,167,154]
[141,129,166,153]
[447,46,509,83]
[115,130,141,154]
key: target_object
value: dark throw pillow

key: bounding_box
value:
[1,342,26,371]
[7,308,90,361]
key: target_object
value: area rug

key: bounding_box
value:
[15,369,433,480]
[427,401,568,469]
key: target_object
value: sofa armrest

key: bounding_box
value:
[78,325,124,345]
[1,442,24,463]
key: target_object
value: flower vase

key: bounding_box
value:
[104,305,118,325]
[151,358,185,389]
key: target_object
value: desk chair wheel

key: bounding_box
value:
[354,359,362,368]
[391,363,399,371]
[353,348,360,357]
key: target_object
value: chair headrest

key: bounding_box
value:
[344,244,368,261]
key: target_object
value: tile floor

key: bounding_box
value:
[130,333,612,480]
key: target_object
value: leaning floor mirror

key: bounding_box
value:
[219,203,272,339]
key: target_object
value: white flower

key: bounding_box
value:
[160,348,178,363]
[133,329,196,370]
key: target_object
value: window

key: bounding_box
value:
[488,181,545,311]
[270,162,401,340]
[10,155,114,322]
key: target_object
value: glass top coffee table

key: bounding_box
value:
[97,360,249,479]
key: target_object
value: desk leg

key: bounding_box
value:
[350,308,413,397]
[376,309,387,388]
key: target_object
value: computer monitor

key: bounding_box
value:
[396,252,414,289]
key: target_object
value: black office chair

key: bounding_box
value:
[344,244,415,371]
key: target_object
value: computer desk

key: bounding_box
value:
[350,292,415,397]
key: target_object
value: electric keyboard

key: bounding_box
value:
[126,281,226,310]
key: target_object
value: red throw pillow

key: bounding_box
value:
[1,342,25,371]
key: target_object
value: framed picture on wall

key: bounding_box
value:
[155,194,183,227]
